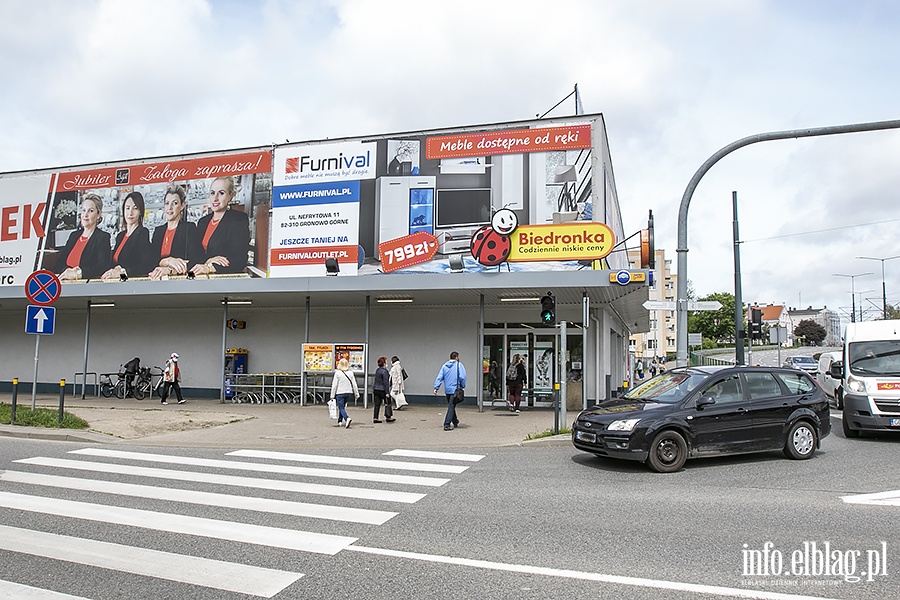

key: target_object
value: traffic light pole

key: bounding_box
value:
[733,191,745,366]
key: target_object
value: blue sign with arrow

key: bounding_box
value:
[25,305,56,335]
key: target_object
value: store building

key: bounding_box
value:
[0,114,650,409]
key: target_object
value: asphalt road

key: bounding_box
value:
[0,417,897,600]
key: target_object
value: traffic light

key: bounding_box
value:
[540,292,556,326]
[749,307,762,340]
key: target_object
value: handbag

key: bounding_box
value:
[401,368,409,380]
[393,391,408,409]
[452,362,465,404]
[327,399,338,420]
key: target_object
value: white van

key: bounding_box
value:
[816,351,843,408]
[838,320,900,438]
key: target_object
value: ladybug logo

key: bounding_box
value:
[470,225,511,266]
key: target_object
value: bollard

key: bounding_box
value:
[10,378,18,425]
[58,379,65,426]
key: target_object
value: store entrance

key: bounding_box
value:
[483,328,558,409]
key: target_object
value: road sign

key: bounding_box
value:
[642,300,722,311]
[688,332,702,346]
[687,300,722,311]
[24,270,61,306]
[643,300,676,310]
[25,305,56,335]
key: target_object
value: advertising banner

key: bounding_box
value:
[0,173,55,287]
[271,141,375,277]
[303,344,335,372]
[38,150,271,283]
[1,116,619,289]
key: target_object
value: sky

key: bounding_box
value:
[2,0,899,324]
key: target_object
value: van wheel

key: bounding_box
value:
[784,421,817,459]
[835,388,843,410]
[646,430,687,473]
[842,411,859,438]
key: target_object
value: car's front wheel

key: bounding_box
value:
[835,387,844,410]
[784,420,817,459]
[646,430,687,473]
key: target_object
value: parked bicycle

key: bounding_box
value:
[99,368,127,398]
[133,365,164,400]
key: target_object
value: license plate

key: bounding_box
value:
[890,419,900,427]
[575,430,597,443]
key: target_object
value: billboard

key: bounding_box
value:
[34,151,271,283]
[0,115,619,288]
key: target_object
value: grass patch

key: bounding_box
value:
[0,403,89,429]
[525,427,571,440]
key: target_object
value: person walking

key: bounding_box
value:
[433,351,466,431]
[373,356,394,423]
[506,354,527,413]
[160,352,184,405]
[330,357,359,428]
[389,356,408,410]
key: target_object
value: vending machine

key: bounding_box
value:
[224,348,248,399]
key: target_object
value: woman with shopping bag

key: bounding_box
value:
[389,355,408,410]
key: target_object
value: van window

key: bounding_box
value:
[776,372,814,394]
[848,341,900,376]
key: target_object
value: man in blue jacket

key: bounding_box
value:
[434,351,466,431]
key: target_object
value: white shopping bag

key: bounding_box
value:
[327,399,338,420]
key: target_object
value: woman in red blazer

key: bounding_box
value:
[190,176,250,276]
[148,184,204,280]
[55,193,112,280]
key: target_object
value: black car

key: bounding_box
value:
[572,365,831,472]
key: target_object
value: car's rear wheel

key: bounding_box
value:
[842,411,859,438]
[646,430,687,473]
[784,420,817,459]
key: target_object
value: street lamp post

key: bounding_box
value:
[833,273,873,323]
[856,255,900,320]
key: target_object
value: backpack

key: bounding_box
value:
[506,362,519,380]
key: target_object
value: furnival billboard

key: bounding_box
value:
[0,115,617,288]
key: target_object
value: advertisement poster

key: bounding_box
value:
[532,343,554,394]
[0,173,54,287]
[334,344,366,373]
[38,151,271,283]
[270,141,375,277]
[303,344,334,372]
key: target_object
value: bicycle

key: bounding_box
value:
[99,369,127,398]
[134,365,164,400]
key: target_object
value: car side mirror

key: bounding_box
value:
[830,362,843,379]
[696,396,716,409]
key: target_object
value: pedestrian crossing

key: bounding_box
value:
[0,446,485,598]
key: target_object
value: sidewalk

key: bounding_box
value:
[0,393,573,450]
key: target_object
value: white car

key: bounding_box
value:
[816,351,843,409]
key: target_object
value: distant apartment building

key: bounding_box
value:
[787,306,842,346]
[628,248,676,359]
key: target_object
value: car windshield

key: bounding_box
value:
[623,371,708,403]
[848,341,900,376]
[794,356,816,365]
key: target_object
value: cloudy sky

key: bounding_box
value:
[2,0,899,323]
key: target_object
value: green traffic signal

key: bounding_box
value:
[540,293,555,326]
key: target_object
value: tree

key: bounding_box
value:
[794,319,827,346]
[688,292,736,345]
[887,304,900,320]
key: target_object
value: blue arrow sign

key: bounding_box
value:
[25,305,56,335]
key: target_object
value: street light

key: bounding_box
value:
[833,273,873,323]
[856,255,900,319]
